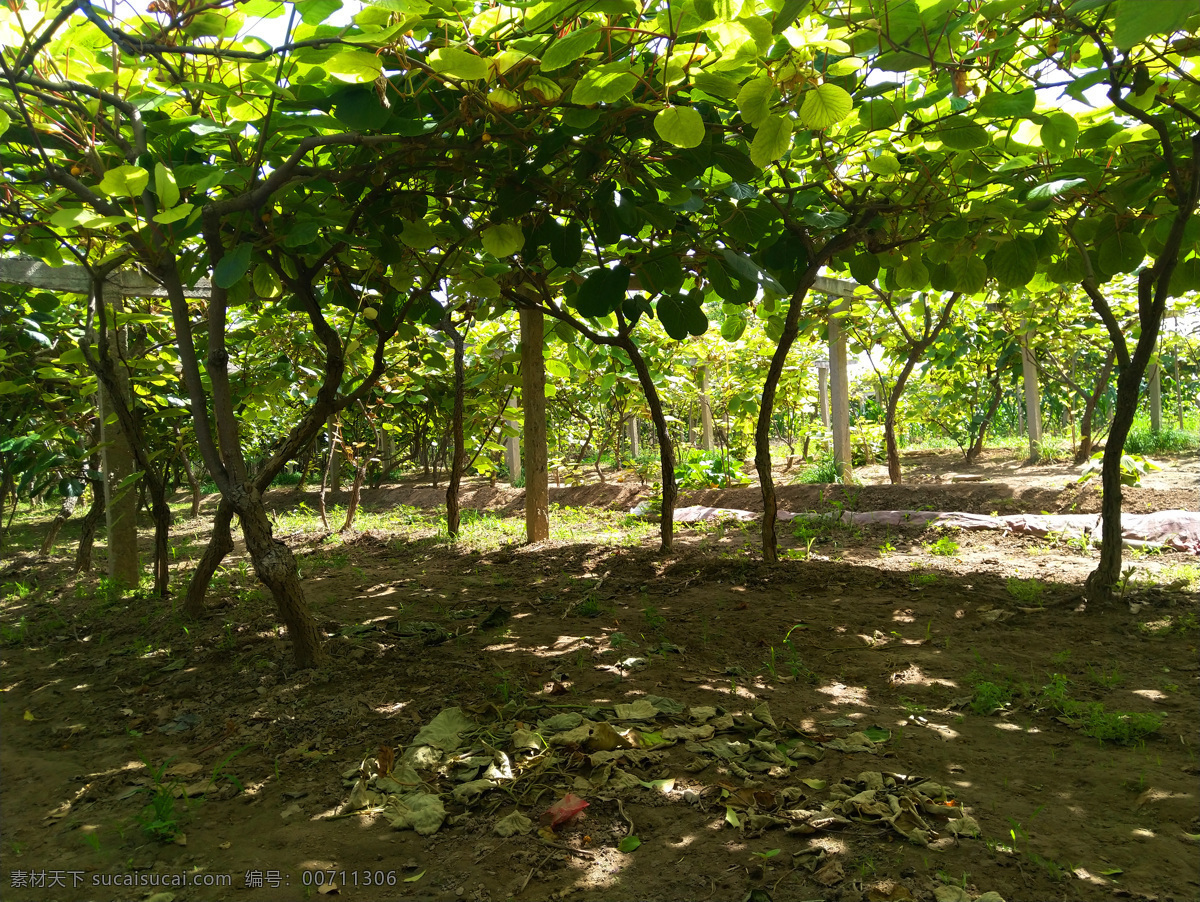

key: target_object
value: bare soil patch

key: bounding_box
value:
[1,449,1197,902]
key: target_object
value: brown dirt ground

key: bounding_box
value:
[1,449,1198,902]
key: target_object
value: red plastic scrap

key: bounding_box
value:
[541,793,589,828]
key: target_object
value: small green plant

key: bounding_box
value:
[608,631,633,650]
[792,454,841,485]
[909,571,939,587]
[576,596,602,617]
[750,848,781,863]
[136,758,185,843]
[1005,577,1044,606]
[0,615,28,645]
[642,605,666,633]
[1086,664,1124,689]
[674,448,751,489]
[1039,674,1162,744]
[210,746,248,796]
[926,535,959,556]
[492,669,517,703]
[1078,451,1161,488]
[1065,533,1091,556]
[1124,423,1198,455]
[878,540,895,557]
[970,680,1013,715]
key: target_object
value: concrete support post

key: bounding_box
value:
[817,365,829,428]
[505,395,521,486]
[1148,347,1162,433]
[627,417,640,458]
[1020,321,1042,462]
[99,285,140,588]
[828,306,852,484]
[700,366,714,452]
[328,419,343,492]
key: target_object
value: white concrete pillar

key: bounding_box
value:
[1020,320,1042,462]
[828,306,852,484]
[700,366,714,452]
[817,365,829,428]
[505,394,521,486]
[627,416,640,458]
[1148,350,1162,433]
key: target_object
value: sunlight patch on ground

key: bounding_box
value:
[888,664,957,689]
[1131,688,1167,701]
[373,701,409,715]
[907,716,959,740]
[1071,866,1114,886]
[568,848,624,891]
[815,682,869,705]
[697,682,759,700]
[993,722,1040,734]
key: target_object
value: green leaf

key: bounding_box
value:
[938,122,990,150]
[545,359,570,380]
[975,88,1035,118]
[799,83,852,129]
[721,313,746,341]
[541,23,601,72]
[692,72,740,99]
[400,218,437,250]
[682,296,708,336]
[637,254,684,295]
[848,253,880,285]
[656,294,689,340]
[991,237,1037,288]
[334,88,393,130]
[572,64,637,105]
[1026,177,1087,204]
[1038,112,1079,155]
[0,109,10,136]
[429,46,489,81]
[550,221,583,268]
[98,165,149,197]
[574,266,631,318]
[325,50,384,83]
[858,98,901,131]
[214,243,253,290]
[865,153,900,176]
[154,162,180,208]
[736,77,776,127]
[296,0,342,25]
[50,208,106,229]
[1099,230,1145,275]
[481,224,525,257]
[894,256,929,289]
[654,106,705,148]
[617,835,641,853]
[1113,0,1195,50]
[252,265,282,298]
[948,255,987,294]
[152,204,194,224]
[750,114,792,168]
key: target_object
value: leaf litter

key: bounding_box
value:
[333,696,983,857]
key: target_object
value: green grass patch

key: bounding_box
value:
[1005,577,1044,606]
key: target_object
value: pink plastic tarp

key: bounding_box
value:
[668,506,1200,554]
